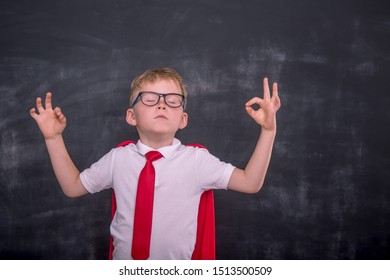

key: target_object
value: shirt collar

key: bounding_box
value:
[136,138,182,159]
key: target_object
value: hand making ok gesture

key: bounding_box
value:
[30,92,67,140]
[245,78,281,131]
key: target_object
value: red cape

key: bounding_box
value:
[109,141,215,260]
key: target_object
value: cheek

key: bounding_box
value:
[134,111,147,125]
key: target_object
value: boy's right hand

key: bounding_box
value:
[30,92,67,140]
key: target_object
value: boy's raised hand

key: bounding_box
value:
[30,92,67,140]
[245,78,281,131]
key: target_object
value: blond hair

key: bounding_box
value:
[129,67,187,108]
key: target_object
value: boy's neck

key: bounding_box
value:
[138,135,175,150]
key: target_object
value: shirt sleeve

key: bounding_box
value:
[80,148,115,194]
[195,148,235,190]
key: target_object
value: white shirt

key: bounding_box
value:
[80,138,235,259]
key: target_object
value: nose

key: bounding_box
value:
[157,96,166,110]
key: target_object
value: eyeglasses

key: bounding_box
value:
[131,91,185,108]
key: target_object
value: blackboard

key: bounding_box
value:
[1,0,389,259]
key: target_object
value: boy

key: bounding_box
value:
[30,67,281,259]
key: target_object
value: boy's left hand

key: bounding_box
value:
[245,77,281,131]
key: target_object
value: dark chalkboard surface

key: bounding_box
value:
[1,0,389,259]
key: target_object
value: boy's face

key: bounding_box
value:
[126,79,188,143]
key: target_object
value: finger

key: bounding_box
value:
[263,77,271,100]
[245,105,259,119]
[245,105,254,115]
[30,108,38,120]
[54,107,61,116]
[271,83,281,110]
[245,97,264,107]
[45,92,53,110]
[272,82,278,98]
[54,107,66,124]
[274,95,281,110]
[58,113,66,124]
[36,97,44,113]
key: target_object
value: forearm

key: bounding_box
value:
[228,129,276,193]
[245,129,276,190]
[45,135,87,197]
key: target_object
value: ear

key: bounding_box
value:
[126,108,137,126]
[179,112,188,130]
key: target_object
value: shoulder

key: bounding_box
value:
[113,140,138,154]
[168,143,210,160]
[185,143,207,150]
[111,141,138,160]
[180,144,210,157]
[115,140,137,148]
[180,144,218,162]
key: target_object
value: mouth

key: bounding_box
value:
[154,115,168,120]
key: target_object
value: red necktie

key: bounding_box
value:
[132,151,163,260]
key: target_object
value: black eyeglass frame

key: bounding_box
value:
[130,91,186,109]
